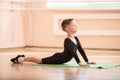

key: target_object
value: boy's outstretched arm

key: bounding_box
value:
[75,37,96,64]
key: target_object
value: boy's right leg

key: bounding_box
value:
[24,57,42,64]
[11,55,42,64]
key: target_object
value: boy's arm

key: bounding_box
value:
[75,37,89,63]
[65,38,81,64]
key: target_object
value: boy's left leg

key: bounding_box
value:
[11,55,42,64]
[24,57,42,64]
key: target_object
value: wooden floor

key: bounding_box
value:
[0,48,120,80]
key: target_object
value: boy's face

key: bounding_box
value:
[65,20,78,34]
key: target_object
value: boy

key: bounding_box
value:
[11,19,95,66]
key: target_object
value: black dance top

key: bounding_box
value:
[42,36,89,64]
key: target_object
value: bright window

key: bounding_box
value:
[46,0,120,10]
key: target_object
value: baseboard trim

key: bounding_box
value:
[25,45,120,51]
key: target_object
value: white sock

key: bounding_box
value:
[18,57,24,62]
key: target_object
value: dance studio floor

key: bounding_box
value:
[0,48,120,80]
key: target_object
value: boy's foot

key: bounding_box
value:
[11,55,25,63]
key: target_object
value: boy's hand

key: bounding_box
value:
[87,62,96,64]
[79,63,89,66]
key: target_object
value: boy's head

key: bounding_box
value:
[61,18,77,34]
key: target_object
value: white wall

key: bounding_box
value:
[0,11,25,48]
